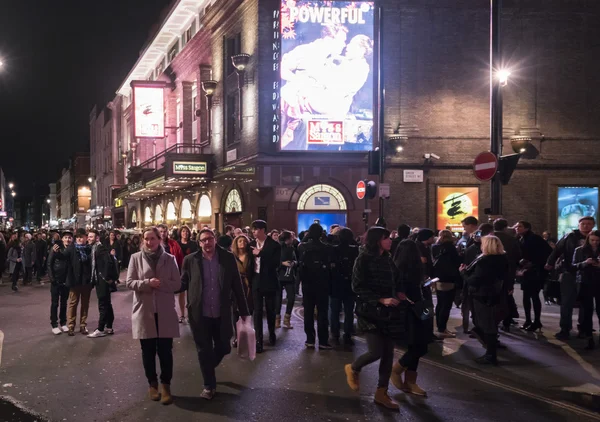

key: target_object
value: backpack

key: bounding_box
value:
[336,245,358,283]
[300,246,328,280]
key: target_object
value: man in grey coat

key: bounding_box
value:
[179,228,250,401]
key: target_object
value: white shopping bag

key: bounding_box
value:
[236,317,256,361]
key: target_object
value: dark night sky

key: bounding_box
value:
[0,0,172,197]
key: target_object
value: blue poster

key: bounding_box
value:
[557,186,598,239]
[297,212,347,234]
[280,1,375,151]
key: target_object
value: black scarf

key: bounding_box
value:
[142,244,164,274]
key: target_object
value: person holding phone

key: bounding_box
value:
[573,230,600,349]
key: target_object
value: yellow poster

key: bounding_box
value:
[437,187,479,232]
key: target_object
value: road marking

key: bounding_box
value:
[292,307,600,421]
[0,329,3,367]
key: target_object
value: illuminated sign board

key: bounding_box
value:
[437,187,479,232]
[172,161,208,175]
[279,0,375,151]
[132,84,165,138]
[557,186,598,239]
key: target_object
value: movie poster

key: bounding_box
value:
[133,85,165,138]
[279,1,375,151]
[437,187,479,232]
[557,186,598,239]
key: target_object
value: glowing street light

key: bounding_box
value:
[498,69,511,87]
[88,177,93,183]
[46,198,51,204]
[8,182,13,190]
[11,191,16,197]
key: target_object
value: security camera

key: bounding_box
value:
[424,153,440,160]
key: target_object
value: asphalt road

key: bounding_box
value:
[0,277,599,422]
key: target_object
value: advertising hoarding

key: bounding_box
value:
[557,186,598,239]
[279,0,375,151]
[132,84,165,138]
[436,187,479,232]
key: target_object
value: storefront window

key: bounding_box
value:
[198,195,211,218]
[180,199,193,219]
[166,202,176,221]
[155,205,163,223]
[225,189,242,213]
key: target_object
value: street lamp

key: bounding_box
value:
[201,79,218,145]
[88,177,93,183]
[497,69,511,87]
[231,53,251,136]
[8,182,13,190]
[46,198,51,204]
[11,191,16,197]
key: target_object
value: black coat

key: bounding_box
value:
[47,247,68,285]
[331,243,359,299]
[104,240,122,262]
[573,246,600,287]
[278,244,297,284]
[250,236,281,292]
[92,243,119,298]
[431,242,462,284]
[298,238,333,295]
[466,254,508,303]
[518,231,552,290]
[60,244,93,288]
[547,230,587,274]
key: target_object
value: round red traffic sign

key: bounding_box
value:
[473,152,498,181]
[356,180,366,199]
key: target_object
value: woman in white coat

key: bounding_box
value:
[127,227,180,405]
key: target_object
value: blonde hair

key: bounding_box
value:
[481,235,505,256]
[231,234,250,257]
[437,229,455,244]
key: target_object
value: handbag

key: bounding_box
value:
[355,300,394,322]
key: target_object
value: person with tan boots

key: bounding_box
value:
[54,229,94,336]
[127,227,181,405]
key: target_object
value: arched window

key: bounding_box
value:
[166,202,176,221]
[180,199,192,220]
[198,195,212,217]
[297,184,347,210]
[144,207,152,223]
[154,205,163,223]
[131,210,137,223]
[225,189,242,213]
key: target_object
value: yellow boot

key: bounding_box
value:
[275,315,281,329]
[402,370,427,397]
[148,383,160,401]
[160,384,173,405]
[344,364,360,391]
[374,387,400,410]
[390,363,407,390]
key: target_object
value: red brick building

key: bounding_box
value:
[94,0,600,236]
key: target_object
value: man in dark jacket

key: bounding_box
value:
[179,228,250,400]
[249,220,281,353]
[87,230,119,338]
[35,233,48,283]
[47,231,73,335]
[54,228,94,336]
[546,216,596,339]
[298,223,333,349]
[493,219,522,330]
[330,228,358,346]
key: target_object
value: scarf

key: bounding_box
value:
[142,244,164,274]
[75,243,90,262]
[91,242,100,282]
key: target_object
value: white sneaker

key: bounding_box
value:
[87,329,107,338]
[60,325,69,332]
[51,327,62,335]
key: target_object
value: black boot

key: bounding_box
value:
[585,337,595,350]
[476,334,498,365]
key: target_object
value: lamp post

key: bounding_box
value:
[201,80,218,145]
[8,183,13,190]
[231,53,251,137]
[490,0,503,216]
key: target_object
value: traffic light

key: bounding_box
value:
[368,150,380,175]
[365,180,377,200]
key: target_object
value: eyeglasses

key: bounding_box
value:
[199,237,215,243]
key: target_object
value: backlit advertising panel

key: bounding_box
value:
[280,0,375,151]
[557,186,598,239]
[437,187,479,232]
[132,84,165,138]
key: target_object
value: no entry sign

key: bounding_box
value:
[356,180,366,199]
[473,152,498,181]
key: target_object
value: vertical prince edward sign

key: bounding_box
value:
[280,1,375,152]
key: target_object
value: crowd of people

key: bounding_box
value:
[0,214,598,411]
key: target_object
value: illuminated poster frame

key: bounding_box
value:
[276,0,378,152]
[557,186,598,240]
[131,81,166,139]
[436,186,480,232]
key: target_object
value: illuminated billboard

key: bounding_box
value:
[437,187,479,232]
[132,84,165,138]
[279,0,375,151]
[557,186,598,239]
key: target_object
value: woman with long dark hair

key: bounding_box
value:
[177,225,198,323]
[573,229,600,349]
[390,238,430,397]
[344,226,401,410]
[126,227,181,405]
[231,234,254,346]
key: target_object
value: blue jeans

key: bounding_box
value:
[559,272,579,333]
[329,296,355,339]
